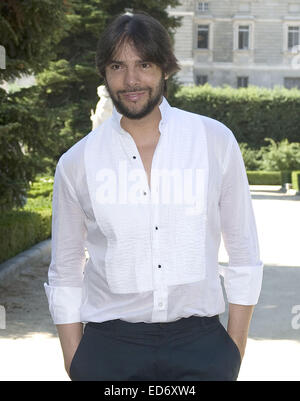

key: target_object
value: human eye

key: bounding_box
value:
[140,62,151,69]
[110,63,122,71]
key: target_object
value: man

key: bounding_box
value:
[44,12,263,381]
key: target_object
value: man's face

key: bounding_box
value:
[104,41,167,120]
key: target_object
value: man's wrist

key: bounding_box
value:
[227,303,255,360]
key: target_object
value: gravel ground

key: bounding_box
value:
[0,261,68,380]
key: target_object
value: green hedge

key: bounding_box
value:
[172,85,300,148]
[291,171,300,192]
[246,171,282,185]
[281,170,292,185]
[0,176,53,264]
[0,209,51,264]
[247,170,300,186]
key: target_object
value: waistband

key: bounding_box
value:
[87,315,220,334]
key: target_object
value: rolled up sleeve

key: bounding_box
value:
[44,158,87,324]
[219,133,263,305]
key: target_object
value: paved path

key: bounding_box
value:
[0,187,299,381]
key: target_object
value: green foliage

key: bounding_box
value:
[24,176,53,211]
[239,143,262,171]
[259,138,300,172]
[0,85,58,211]
[26,177,54,199]
[166,74,183,104]
[246,171,282,185]
[172,84,300,148]
[0,176,52,264]
[0,0,69,211]
[240,138,300,174]
[281,170,292,184]
[0,209,51,264]
[291,171,300,192]
[0,0,68,82]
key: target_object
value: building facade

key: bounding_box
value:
[168,0,300,88]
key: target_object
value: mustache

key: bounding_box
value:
[117,88,150,94]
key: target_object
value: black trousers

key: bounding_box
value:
[69,315,241,381]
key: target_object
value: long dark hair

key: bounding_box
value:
[95,12,180,81]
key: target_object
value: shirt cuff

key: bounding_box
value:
[44,283,83,324]
[218,261,264,305]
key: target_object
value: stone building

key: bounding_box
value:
[168,0,300,88]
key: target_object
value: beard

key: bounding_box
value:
[105,74,165,120]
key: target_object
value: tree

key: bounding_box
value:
[0,0,68,82]
[0,0,68,211]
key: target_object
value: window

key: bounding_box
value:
[288,26,300,50]
[198,2,209,12]
[196,75,208,85]
[237,77,248,88]
[233,21,253,51]
[284,77,300,89]
[197,25,209,49]
[238,25,250,49]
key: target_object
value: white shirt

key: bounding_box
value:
[44,97,263,325]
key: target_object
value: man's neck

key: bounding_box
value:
[120,102,162,147]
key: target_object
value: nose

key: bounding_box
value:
[123,65,140,89]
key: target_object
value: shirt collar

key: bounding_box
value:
[111,96,171,135]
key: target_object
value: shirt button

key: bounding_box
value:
[158,264,161,268]
[143,191,147,195]
[155,226,158,230]
[133,155,136,159]
[158,302,163,308]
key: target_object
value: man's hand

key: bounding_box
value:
[227,304,254,361]
[56,323,84,378]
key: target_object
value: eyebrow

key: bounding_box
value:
[108,59,150,65]
[109,60,125,65]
